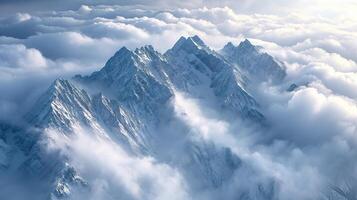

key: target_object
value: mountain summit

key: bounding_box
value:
[172,35,208,50]
[221,39,286,83]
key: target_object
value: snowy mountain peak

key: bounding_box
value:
[221,39,286,83]
[172,36,186,49]
[26,79,93,131]
[139,44,155,51]
[223,42,235,51]
[237,39,256,51]
[221,39,257,56]
[135,45,155,54]
[171,35,208,53]
[99,47,138,77]
[134,45,165,63]
[190,35,206,47]
[50,79,78,95]
[114,46,133,58]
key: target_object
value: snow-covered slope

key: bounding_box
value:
[26,79,148,152]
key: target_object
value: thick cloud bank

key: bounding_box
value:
[1,3,357,200]
[46,126,189,200]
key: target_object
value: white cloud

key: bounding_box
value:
[0,44,48,69]
[82,20,150,39]
[45,126,190,200]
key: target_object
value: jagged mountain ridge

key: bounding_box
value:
[165,36,263,120]
[70,35,267,150]
[221,39,286,83]
[26,79,146,152]
[1,35,286,200]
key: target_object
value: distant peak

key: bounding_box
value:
[171,35,207,52]
[114,46,133,58]
[133,45,163,62]
[242,39,252,45]
[171,36,187,51]
[54,78,65,84]
[119,46,130,52]
[223,42,235,51]
[176,36,187,44]
[52,78,68,87]
[226,42,235,47]
[51,79,74,92]
[189,35,205,46]
[104,46,136,69]
[46,79,81,100]
[143,44,154,51]
[102,46,137,74]
[238,39,255,50]
[136,45,156,54]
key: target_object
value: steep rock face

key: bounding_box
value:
[90,93,146,151]
[221,39,286,83]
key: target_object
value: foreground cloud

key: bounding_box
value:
[46,126,190,200]
[172,91,325,200]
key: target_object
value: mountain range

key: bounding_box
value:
[0,35,286,200]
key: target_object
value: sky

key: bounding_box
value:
[1,0,357,16]
[1,0,357,199]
